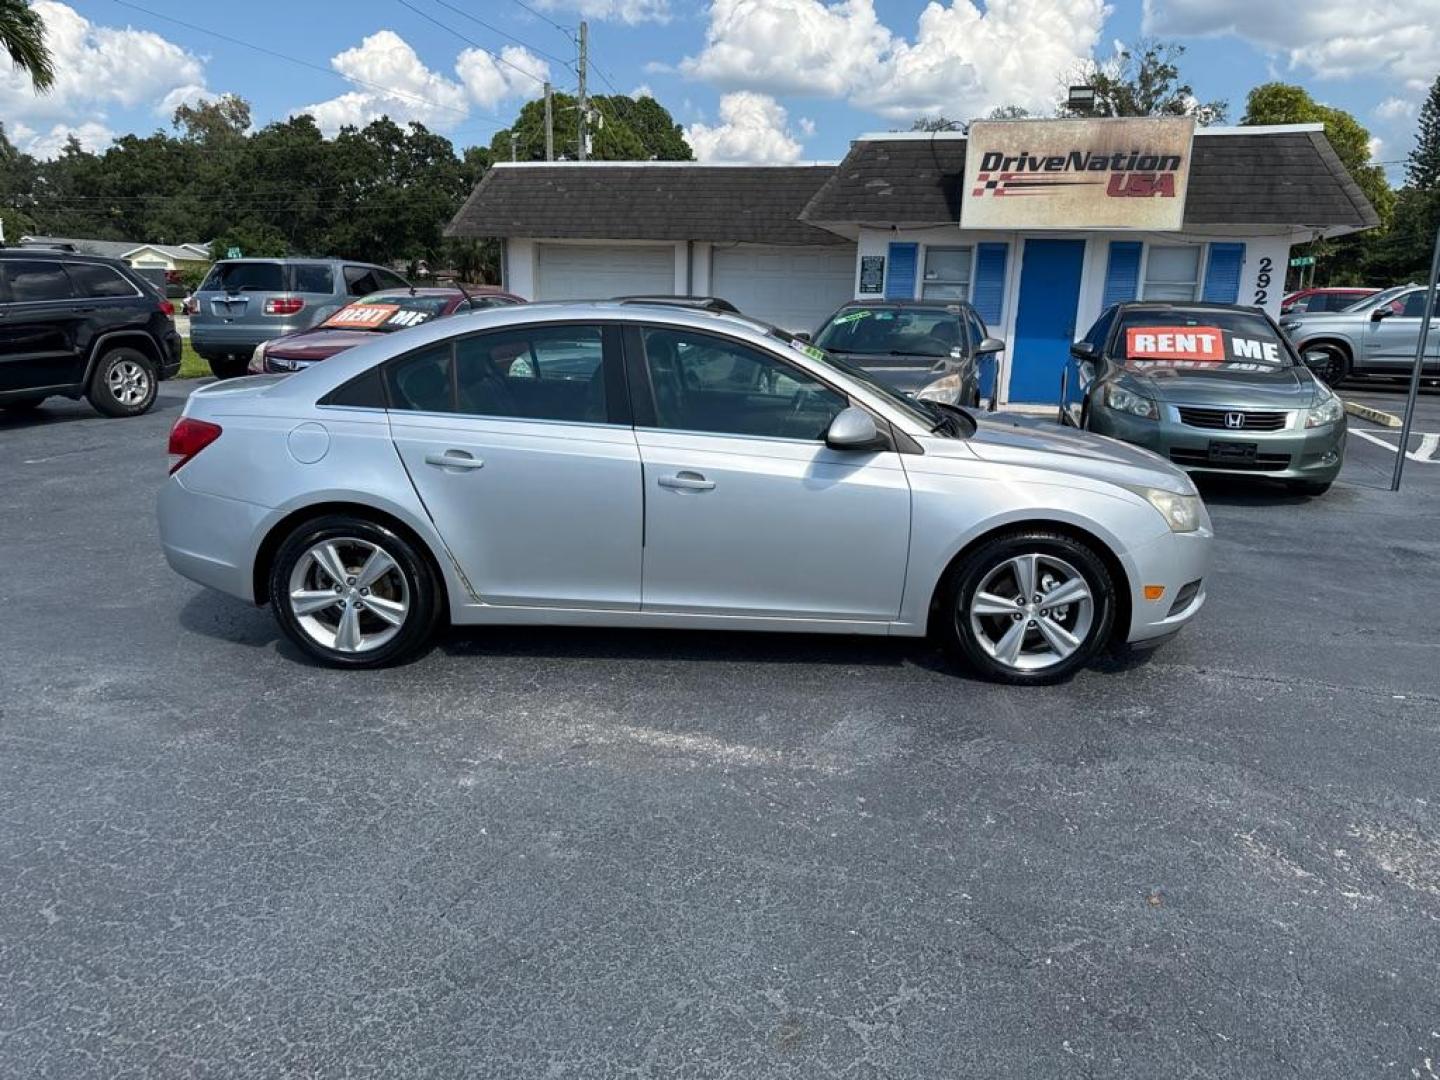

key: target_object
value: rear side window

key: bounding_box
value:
[291,264,335,294]
[344,266,382,296]
[67,262,137,298]
[201,262,284,292]
[385,344,453,413]
[320,367,386,409]
[2,260,75,302]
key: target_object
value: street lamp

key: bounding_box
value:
[1067,85,1097,112]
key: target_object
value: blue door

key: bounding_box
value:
[1010,239,1086,404]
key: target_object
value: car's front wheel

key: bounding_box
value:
[269,516,439,668]
[942,530,1116,685]
[1305,343,1351,388]
[88,347,157,417]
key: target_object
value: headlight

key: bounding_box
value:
[1103,383,1159,420]
[915,374,964,406]
[1306,391,1344,428]
[247,341,268,375]
[1125,484,1203,533]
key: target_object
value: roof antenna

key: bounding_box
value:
[453,277,476,309]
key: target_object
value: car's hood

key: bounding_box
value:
[958,412,1192,494]
[1117,362,1315,408]
[266,328,382,361]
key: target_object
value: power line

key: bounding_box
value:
[503,0,575,39]
[424,0,574,68]
[393,0,549,87]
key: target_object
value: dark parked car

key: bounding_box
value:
[1280,286,1380,315]
[191,257,411,379]
[811,300,1005,406]
[0,249,182,418]
[1061,302,1345,495]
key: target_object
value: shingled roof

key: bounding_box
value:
[800,127,1379,232]
[446,163,842,245]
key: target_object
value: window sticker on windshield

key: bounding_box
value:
[831,310,871,326]
[325,303,399,328]
[1126,326,1225,362]
[386,309,432,327]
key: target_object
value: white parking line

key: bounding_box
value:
[1351,429,1440,463]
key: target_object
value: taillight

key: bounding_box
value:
[264,296,305,316]
[158,298,175,318]
[168,417,222,474]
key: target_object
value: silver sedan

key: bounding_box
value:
[157,302,1213,684]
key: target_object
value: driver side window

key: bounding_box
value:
[641,328,846,441]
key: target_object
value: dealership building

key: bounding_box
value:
[447,119,1377,406]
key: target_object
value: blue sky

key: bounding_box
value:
[2,0,1431,183]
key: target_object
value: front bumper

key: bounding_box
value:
[1121,525,1213,645]
[1090,402,1346,483]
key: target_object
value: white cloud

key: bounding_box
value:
[1367,135,1384,161]
[685,91,804,162]
[1375,96,1417,120]
[9,120,115,159]
[0,2,210,129]
[631,83,654,99]
[1143,0,1440,85]
[680,0,1106,121]
[455,44,550,110]
[799,116,816,136]
[536,0,670,22]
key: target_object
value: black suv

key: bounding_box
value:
[0,249,183,418]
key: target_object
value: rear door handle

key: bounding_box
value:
[657,471,715,491]
[424,450,485,471]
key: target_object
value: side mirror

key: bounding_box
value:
[825,406,884,451]
[1069,341,1097,361]
[792,331,812,342]
[977,336,1006,355]
[1371,307,1392,322]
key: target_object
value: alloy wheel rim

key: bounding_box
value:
[287,537,410,654]
[108,359,151,406]
[967,553,1095,672]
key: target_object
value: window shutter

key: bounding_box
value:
[1202,242,1246,303]
[884,242,918,300]
[970,242,1008,325]
[1101,241,1142,308]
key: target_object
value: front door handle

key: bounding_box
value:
[424,450,485,471]
[658,471,715,491]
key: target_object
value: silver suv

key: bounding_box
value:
[1280,284,1437,385]
[191,258,409,378]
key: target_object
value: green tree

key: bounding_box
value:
[1407,75,1440,190]
[490,93,690,161]
[1063,40,1226,125]
[0,121,39,239]
[0,0,54,92]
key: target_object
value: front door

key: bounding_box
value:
[629,325,911,620]
[1367,290,1440,372]
[387,323,643,609]
[1009,239,1086,404]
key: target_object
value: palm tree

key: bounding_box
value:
[0,0,54,92]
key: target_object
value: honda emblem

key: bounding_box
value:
[1224,412,1246,430]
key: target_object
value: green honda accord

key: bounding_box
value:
[1059,302,1346,496]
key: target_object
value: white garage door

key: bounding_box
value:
[711,245,857,333]
[536,244,675,301]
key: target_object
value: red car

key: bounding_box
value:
[248,286,524,374]
[1280,286,1380,315]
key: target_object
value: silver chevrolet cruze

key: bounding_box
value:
[158,302,1213,684]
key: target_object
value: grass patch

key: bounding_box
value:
[177,341,210,379]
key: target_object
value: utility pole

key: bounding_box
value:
[577,20,588,162]
[510,132,517,162]
[544,81,554,162]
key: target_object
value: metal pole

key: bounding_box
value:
[577,21,588,162]
[544,81,554,162]
[1391,224,1440,491]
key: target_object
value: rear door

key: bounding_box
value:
[387,322,643,609]
[629,324,911,621]
[0,259,86,392]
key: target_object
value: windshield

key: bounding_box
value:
[1340,285,1409,312]
[321,292,454,332]
[813,305,964,358]
[767,327,967,435]
[1115,310,1295,369]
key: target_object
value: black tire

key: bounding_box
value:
[940,530,1116,685]
[1285,480,1332,496]
[1,396,46,413]
[87,347,157,417]
[1306,343,1350,389]
[208,355,250,379]
[269,515,439,668]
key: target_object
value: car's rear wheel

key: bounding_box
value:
[88,347,157,417]
[942,530,1115,685]
[269,516,438,668]
[1306,343,1350,388]
[208,355,249,380]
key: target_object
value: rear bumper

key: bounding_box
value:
[190,322,305,359]
[159,327,183,378]
[157,476,270,603]
[1091,403,1346,483]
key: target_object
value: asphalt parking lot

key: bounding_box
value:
[3,379,1439,1079]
